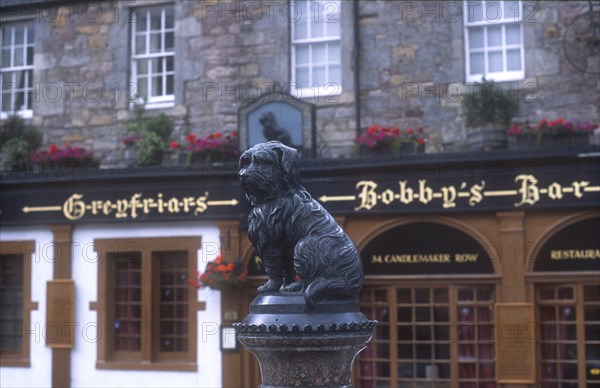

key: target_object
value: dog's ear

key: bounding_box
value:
[271,142,300,185]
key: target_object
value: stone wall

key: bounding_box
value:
[2,0,598,164]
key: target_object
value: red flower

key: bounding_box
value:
[186,134,197,144]
[49,144,59,153]
[417,137,425,145]
[209,132,222,139]
[406,128,414,134]
[169,141,180,150]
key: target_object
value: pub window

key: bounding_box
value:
[537,283,600,387]
[130,4,175,109]
[0,241,35,367]
[463,1,524,82]
[94,237,200,370]
[290,0,342,98]
[356,284,496,387]
[0,22,35,118]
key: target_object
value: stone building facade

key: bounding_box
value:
[1,0,598,163]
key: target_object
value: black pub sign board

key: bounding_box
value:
[1,151,599,226]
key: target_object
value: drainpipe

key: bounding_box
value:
[353,0,361,136]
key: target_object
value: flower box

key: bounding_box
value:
[185,131,239,164]
[507,118,596,150]
[354,124,426,157]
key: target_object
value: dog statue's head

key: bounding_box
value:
[239,141,301,206]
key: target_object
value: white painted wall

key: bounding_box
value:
[70,222,223,388]
[0,228,54,388]
[1,222,224,388]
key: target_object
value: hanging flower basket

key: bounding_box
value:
[189,256,247,291]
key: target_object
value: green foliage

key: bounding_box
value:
[125,113,174,166]
[1,138,31,171]
[135,131,165,166]
[0,115,42,171]
[462,78,519,129]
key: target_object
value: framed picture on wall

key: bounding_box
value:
[238,92,315,157]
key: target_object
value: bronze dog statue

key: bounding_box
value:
[239,141,363,308]
[259,112,293,146]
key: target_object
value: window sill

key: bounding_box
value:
[1,110,33,120]
[0,358,31,367]
[96,360,197,371]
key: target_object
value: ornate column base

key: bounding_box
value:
[235,294,376,388]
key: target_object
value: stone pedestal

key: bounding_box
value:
[235,294,376,388]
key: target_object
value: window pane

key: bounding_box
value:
[584,285,600,301]
[328,42,340,63]
[1,28,11,46]
[488,50,503,72]
[506,24,521,45]
[149,32,161,53]
[136,59,148,75]
[469,27,484,49]
[312,65,325,85]
[166,56,174,72]
[507,48,521,71]
[150,8,162,30]
[329,65,341,86]
[296,45,309,65]
[295,66,309,88]
[14,27,24,45]
[14,47,23,67]
[135,35,146,55]
[111,252,142,352]
[294,18,308,40]
[485,1,502,22]
[26,47,34,66]
[313,43,326,64]
[164,31,174,52]
[487,26,502,47]
[1,49,10,67]
[27,26,34,43]
[157,251,188,353]
[503,1,520,21]
[135,77,147,100]
[135,9,148,32]
[468,1,483,22]
[164,7,174,29]
[0,254,24,352]
[151,76,163,96]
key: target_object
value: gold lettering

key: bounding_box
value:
[371,255,383,264]
[157,193,165,213]
[355,181,378,211]
[167,197,180,213]
[398,180,414,204]
[515,175,539,206]
[455,253,478,262]
[182,197,196,213]
[571,181,590,198]
[418,180,433,204]
[441,186,457,209]
[129,193,141,218]
[63,193,86,220]
[194,193,209,215]
[469,181,485,206]
[548,182,563,200]
[381,189,395,205]
[550,249,600,260]
[115,199,129,219]
[102,200,113,216]
[143,198,155,214]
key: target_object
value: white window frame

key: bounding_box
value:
[290,0,342,99]
[0,23,34,119]
[463,1,524,83]
[130,5,175,110]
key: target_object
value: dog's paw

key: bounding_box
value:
[280,281,304,293]
[257,279,281,293]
